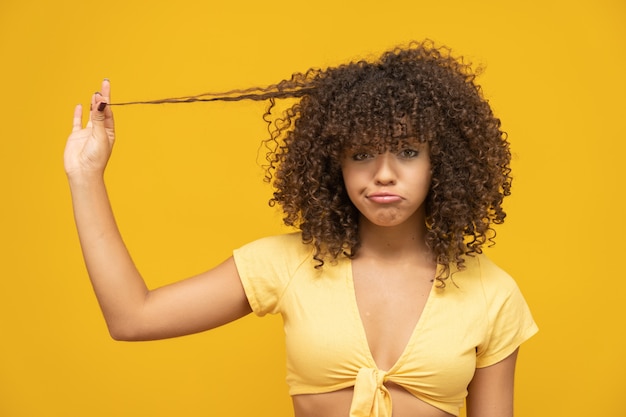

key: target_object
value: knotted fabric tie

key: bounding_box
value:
[349,367,392,417]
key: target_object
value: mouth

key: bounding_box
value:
[366,192,403,203]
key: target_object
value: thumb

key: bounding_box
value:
[90,79,114,135]
[91,92,108,125]
[89,91,113,147]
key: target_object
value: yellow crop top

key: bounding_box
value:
[233,233,538,417]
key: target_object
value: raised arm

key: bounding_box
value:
[65,80,252,341]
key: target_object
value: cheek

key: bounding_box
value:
[341,168,365,205]
[341,166,357,190]
[408,167,433,196]
[343,178,360,201]
[425,170,433,188]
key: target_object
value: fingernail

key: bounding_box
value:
[95,91,101,96]
[103,78,110,82]
[97,102,107,111]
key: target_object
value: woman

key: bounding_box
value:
[65,41,537,417]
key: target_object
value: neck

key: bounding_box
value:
[356,214,433,263]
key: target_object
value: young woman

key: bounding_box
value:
[65,41,537,417]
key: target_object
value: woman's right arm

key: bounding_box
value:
[65,80,252,341]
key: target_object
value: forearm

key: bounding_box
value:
[69,173,149,339]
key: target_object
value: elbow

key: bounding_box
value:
[106,320,146,342]
[107,326,135,341]
[108,328,133,341]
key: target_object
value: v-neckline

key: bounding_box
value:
[345,258,438,373]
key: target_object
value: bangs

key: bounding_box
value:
[318,71,433,152]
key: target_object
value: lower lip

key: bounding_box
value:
[368,195,402,203]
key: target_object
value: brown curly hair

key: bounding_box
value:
[249,41,510,285]
[112,40,511,285]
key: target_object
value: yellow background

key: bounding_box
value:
[1,0,624,416]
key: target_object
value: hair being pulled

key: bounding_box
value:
[112,40,512,287]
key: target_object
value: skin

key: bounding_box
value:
[66,80,518,417]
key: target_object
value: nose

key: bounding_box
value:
[374,152,397,185]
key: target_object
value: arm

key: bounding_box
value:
[466,348,519,417]
[65,80,252,341]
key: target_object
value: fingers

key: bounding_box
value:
[79,80,113,132]
[72,104,83,132]
[95,79,110,113]
[91,92,105,122]
[100,79,115,131]
[91,79,113,124]
[86,92,96,128]
[101,78,111,104]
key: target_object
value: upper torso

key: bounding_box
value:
[233,233,537,417]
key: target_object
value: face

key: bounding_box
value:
[341,141,431,229]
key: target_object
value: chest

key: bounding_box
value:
[280,260,483,394]
[351,259,436,370]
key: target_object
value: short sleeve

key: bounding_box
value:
[475,256,539,368]
[233,233,313,316]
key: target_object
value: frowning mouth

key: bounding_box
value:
[366,193,403,203]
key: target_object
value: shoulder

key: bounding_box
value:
[234,232,312,257]
[460,255,538,366]
[233,232,315,276]
[455,253,519,295]
[232,232,316,316]
[445,253,530,317]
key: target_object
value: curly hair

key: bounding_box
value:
[112,40,511,286]
[251,41,510,285]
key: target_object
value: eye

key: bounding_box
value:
[398,149,419,159]
[351,152,373,161]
